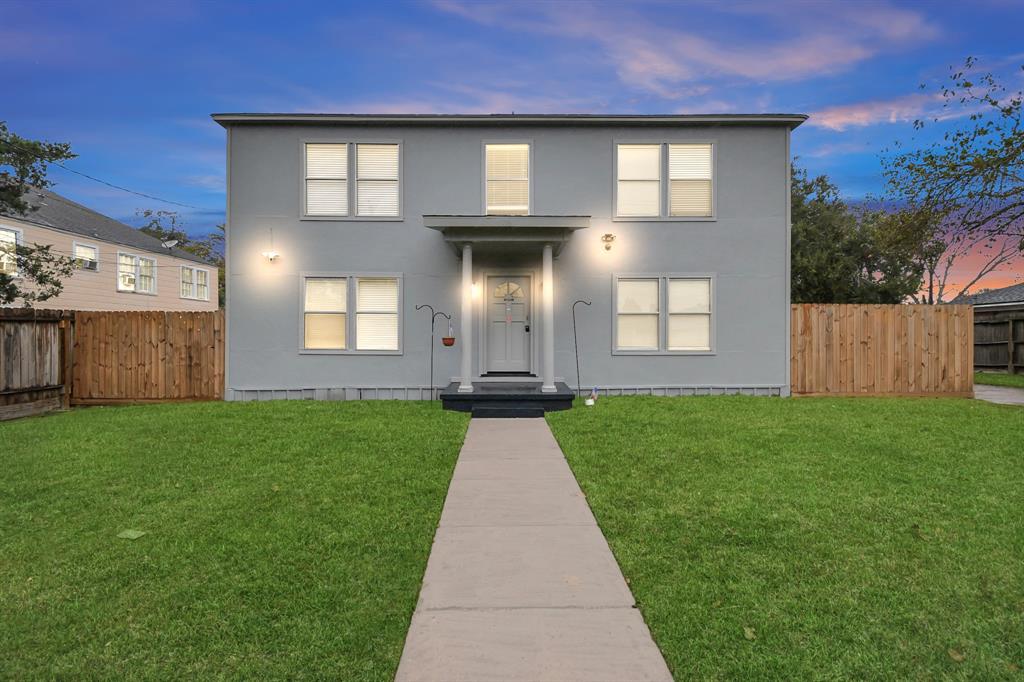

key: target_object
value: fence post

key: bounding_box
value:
[59,311,74,409]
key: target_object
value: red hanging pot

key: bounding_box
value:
[442,337,456,347]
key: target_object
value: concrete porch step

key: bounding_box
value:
[440,382,574,417]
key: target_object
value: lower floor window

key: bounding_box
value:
[615,275,712,352]
[0,228,18,275]
[303,275,400,351]
[118,253,156,294]
[180,266,210,300]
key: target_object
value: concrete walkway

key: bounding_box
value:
[975,384,1024,406]
[395,418,672,682]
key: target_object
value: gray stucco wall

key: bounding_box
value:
[223,122,792,398]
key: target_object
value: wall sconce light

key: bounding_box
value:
[262,228,280,261]
[602,233,616,251]
[471,282,480,299]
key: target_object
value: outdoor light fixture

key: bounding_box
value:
[262,228,280,261]
[602,233,615,251]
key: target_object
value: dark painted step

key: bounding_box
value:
[440,381,574,417]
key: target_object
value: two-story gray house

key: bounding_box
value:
[214,113,805,414]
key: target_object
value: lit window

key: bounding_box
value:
[485,143,530,215]
[615,143,713,218]
[356,277,399,350]
[305,144,348,216]
[304,278,347,349]
[615,276,712,352]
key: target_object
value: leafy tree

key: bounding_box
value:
[0,122,76,306]
[884,57,1024,249]
[791,166,927,303]
[135,209,225,306]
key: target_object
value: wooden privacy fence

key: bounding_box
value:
[0,309,73,420]
[72,310,224,404]
[973,310,1023,375]
[791,304,973,397]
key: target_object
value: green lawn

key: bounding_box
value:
[1,401,469,680]
[976,371,1024,389]
[547,396,1024,679]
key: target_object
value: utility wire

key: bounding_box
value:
[0,137,220,211]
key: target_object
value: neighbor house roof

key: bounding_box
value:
[211,112,808,128]
[0,188,209,264]
[955,282,1024,307]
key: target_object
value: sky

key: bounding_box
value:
[3,0,1023,293]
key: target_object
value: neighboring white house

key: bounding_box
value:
[1,188,218,311]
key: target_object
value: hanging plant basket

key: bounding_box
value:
[442,337,456,347]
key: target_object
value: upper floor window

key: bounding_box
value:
[615,143,713,218]
[304,143,400,218]
[485,143,530,215]
[180,266,210,301]
[73,243,99,271]
[118,253,156,294]
[614,275,712,353]
[0,227,18,275]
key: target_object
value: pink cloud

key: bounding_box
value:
[432,0,940,98]
[807,93,947,131]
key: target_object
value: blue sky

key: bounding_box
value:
[4,0,1023,241]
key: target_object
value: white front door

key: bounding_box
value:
[486,275,531,373]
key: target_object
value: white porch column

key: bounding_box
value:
[541,243,556,393]
[458,243,474,393]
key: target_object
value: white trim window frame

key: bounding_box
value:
[299,272,403,355]
[72,241,100,271]
[483,141,532,216]
[0,225,22,276]
[117,252,157,295]
[613,141,716,221]
[180,265,210,300]
[612,274,715,355]
[301,141,403,221]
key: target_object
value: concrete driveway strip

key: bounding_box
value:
[395,418,672,682]
[975,384,1024,406]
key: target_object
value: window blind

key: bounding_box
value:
[306,144,348,216]
[304,278,347,349]
[196,269,209,300]
[486,144,529,215]
[616,278,659,350]
[616,144,660,217]
[356,144,399,216]
[180,267,194,298]
[669,144,712,217]
[138,258,156,293]
[668,277,711,350]
[356,277,399,350]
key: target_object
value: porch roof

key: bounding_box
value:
[422,214,590,256]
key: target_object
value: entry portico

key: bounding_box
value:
[423,215,589,397]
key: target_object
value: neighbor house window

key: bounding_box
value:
[485,143,530,215]
[0,227,18,275]
[118,253,156,294]
[302,275,402,352]
[614,276,712,352]
[304,142,401,218]
[615,143,713,218]
[73,243,99,270]
[180,266,210,300]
